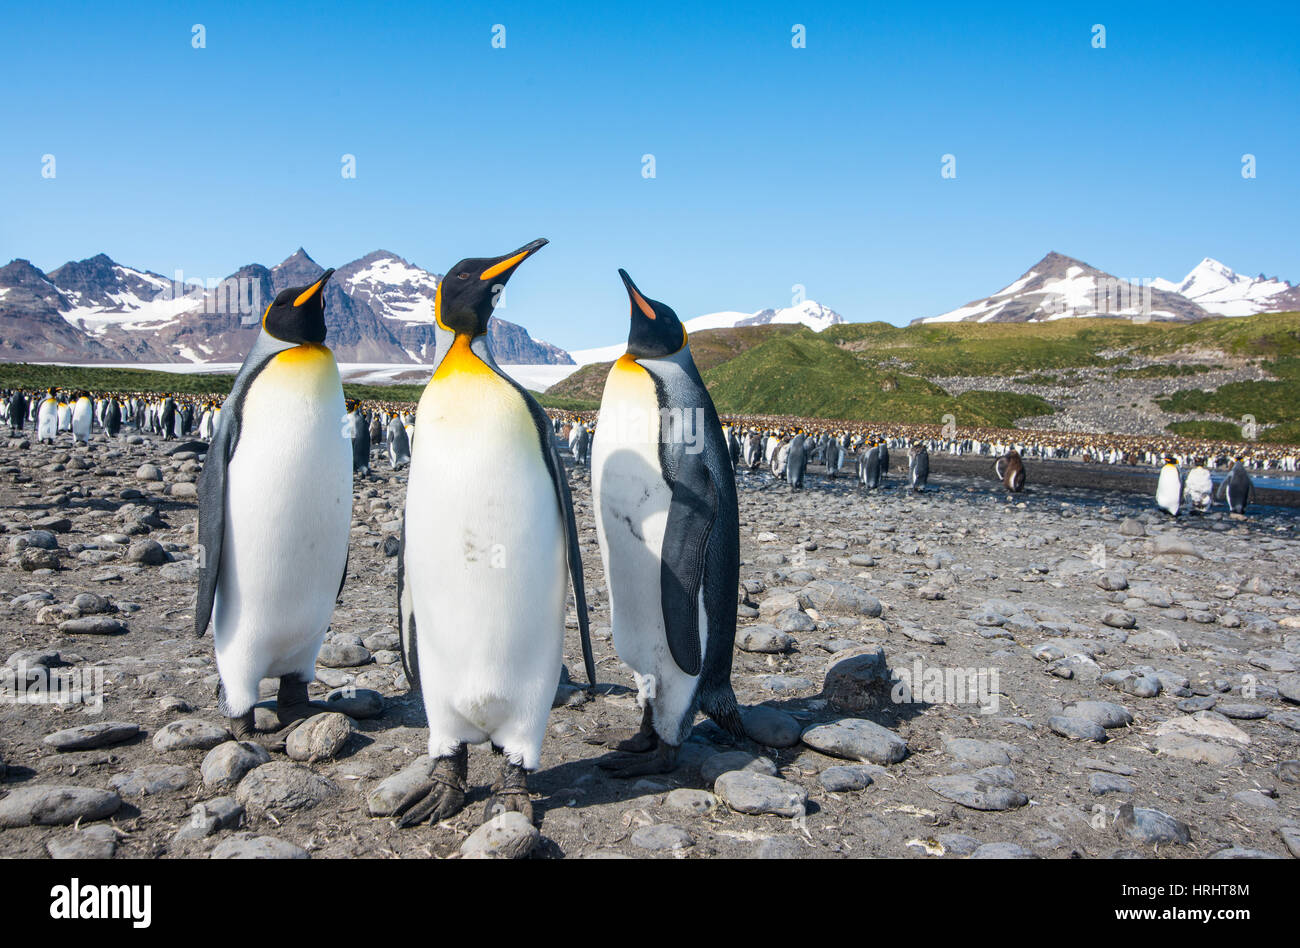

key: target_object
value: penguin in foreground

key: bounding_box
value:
[1217,457,1254,514]
[591,269,744,777]
[195,269,353,743]
[909,443,929,491]
[1183,458,1213,514]
[1155,455,1181,516]
[396,238,595,826]
[996,450,1026,492]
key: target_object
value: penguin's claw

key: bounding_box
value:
[598,743,678,778]
[391,747,468,828]
[484,761,534,823]
[614,729,659,753]
[393,779,465,828]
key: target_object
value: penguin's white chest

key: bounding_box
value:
[213,345,352,683]
[1156,467,1181,513]
[403,346,565,766]
[592,357,677,674]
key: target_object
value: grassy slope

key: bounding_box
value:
[702,330,1052,427]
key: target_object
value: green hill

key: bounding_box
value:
[702,329,1053,427]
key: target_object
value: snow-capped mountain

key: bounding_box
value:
[684,300,844,333]
[570,299,844,366]
[1151,257,1300,317]
[915,252,1211,324]
[0,250,573,365]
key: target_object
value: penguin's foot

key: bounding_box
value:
[228,710,257,742]
[227,711,289,752]
[598,741,678,778]
[275,674,329,728]
[614,728,659,753]
[393,745,468,828]
[483,760,533,824]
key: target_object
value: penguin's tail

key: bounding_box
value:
[702,686,747,741]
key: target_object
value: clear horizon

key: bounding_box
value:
[2,0,1297,350]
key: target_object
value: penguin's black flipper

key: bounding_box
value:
[660,449,716,678]
[397,513,420,691]
[505,382,598,689]
[195,412,239,637]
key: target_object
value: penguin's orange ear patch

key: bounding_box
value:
[629,287,656,320]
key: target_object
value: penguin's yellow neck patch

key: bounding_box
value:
[274,343,333,365]
[432,334,495,382]
[613,353,645,375]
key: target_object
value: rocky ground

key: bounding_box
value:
[1,430,1298,859]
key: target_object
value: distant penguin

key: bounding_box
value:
[1183,459,1213,513]
[571,422,591,467]
[826,435,845,479]
[56,399,72,432]
[591,269,744,777]
[160,397,176,441]
[1155,455,1181,516]
[369,414,384,445]
[37,389,59,443]
[743,431,762,469]
[394,238,595,827]
[786,432,807,489]
[909,444,930,491]
[996,450,1026,492]
[860,440,882,489]
[878,439,890,478]
[71,393,93,444]
[346,399,370,475]
[386,416,410,468]
[195,268,352,744]
[724,425,740,470]
[771,438,790,478]
[104,398,122,437]
[1217,457,1253,514]
[8,390,27,434]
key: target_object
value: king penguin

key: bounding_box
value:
[395,238,595,827]
[1217,457,1254,514]
[37,388,59,443]
[386,416,410,469]
[1183,458,1213,514]
[591,269,744,777]
[1155,455,1182,516]
[346,398,370,476]
[909,443,929,491]
[786,431,807,489]
[71,392,93,444]
[194,269,353,743]
[996,450,1026,492]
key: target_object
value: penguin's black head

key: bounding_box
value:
[619,269,687,360]
[436,238,548,337]
[264,269,334,345]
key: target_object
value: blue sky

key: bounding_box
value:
[2,0,1297,348]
